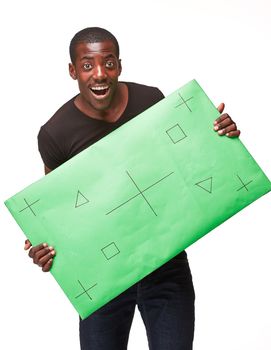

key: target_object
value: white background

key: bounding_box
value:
[1,0,270,349]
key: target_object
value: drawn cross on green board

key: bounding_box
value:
[236,175,253,191]
[175,93,193,112]
[106,171,174,217]
[75,280,97,300]
[19,198,40,216]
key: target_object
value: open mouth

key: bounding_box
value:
[90,85,110,97]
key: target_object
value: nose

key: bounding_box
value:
[93,64,107,81]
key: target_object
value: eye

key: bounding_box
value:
[105,60,115,68]
[83,63,92,70]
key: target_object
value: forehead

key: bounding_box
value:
[74,41,118,60]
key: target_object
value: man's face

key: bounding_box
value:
[69,40,122,112]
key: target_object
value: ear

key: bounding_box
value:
[69,63,77,80]
[118,59,122,76]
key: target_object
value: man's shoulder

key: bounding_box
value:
[41,95,78,131]
[124,81,164,107]
[125,81,163,95]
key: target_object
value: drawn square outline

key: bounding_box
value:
[166,124,187,144]
[101,242,120,260]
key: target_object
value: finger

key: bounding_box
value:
[29,243,48,258]
[214,113,230,125]
[214,117,232,131]
[42,258,53,272]
[24,239,32,250]
[33,246,54,264]
[216,102,225,114]
[226,130,241,138]
[37,249,55,267]
[217,123,237,136]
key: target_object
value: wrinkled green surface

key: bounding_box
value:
[5,80,271,319]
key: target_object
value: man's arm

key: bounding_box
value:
[44,165,52,175]
[24,165,56,272]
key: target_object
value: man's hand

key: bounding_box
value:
[214,103,241,137]
[24,239,56,272]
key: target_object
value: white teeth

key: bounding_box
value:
[91,86,109,91]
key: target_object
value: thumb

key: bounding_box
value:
[217,102,225,114]
[24,239,32,250]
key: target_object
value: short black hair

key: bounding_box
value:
[69,27,120,64]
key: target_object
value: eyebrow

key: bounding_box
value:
[80,53,116,61]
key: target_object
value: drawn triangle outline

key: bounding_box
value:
[195,177,213,194]
[75,190,90,208]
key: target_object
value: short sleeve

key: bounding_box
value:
[37,126,65,170]
[155,88,165,101]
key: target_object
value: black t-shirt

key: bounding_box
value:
[38,82,164,170]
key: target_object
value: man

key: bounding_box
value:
[24,27,240,350]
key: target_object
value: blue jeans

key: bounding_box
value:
[80,251,195,350]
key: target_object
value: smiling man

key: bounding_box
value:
[24,27,240,350]
[69,40,128,120]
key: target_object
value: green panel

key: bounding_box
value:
[5,80,271,319]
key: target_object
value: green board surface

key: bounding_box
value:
[5,79,270,319]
